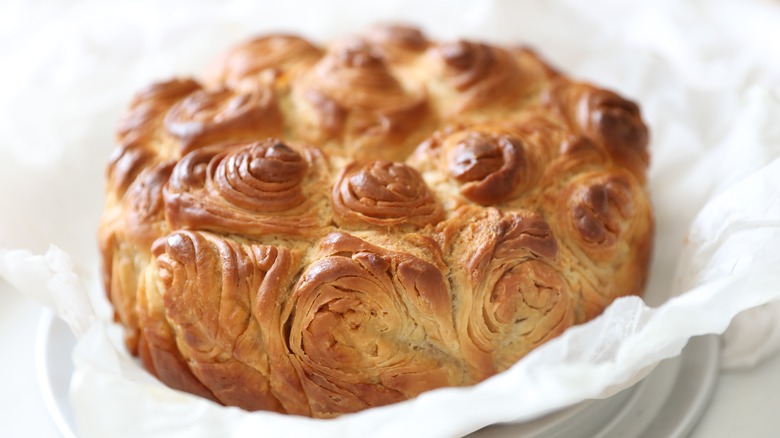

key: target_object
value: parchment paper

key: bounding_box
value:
[1,0,779,437]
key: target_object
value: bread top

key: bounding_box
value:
[98,24,653,418]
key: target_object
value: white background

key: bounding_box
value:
[2,0,780,436]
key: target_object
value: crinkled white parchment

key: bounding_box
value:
[1,0,780,437]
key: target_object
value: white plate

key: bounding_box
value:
[475,334,720,437]
[36,310,77,438]
[36,310,719,438]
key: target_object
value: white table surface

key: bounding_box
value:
[2,280,779,438]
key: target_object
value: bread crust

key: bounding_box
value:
[98,24,653,417]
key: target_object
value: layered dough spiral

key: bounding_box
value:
[279,232,465,416]
[439,207,574,378]
[430,40,527,114]
[332,160,443,228]
[99,24,654,418]
[164,138,329,237]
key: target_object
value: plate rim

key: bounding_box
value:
[36,309,77,438]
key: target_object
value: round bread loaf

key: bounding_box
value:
[98,24,653,418]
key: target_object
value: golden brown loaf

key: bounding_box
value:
[98,24,653,418]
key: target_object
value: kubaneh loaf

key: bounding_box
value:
[98,24,653,418]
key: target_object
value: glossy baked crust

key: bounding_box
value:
[98,24,653,418]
